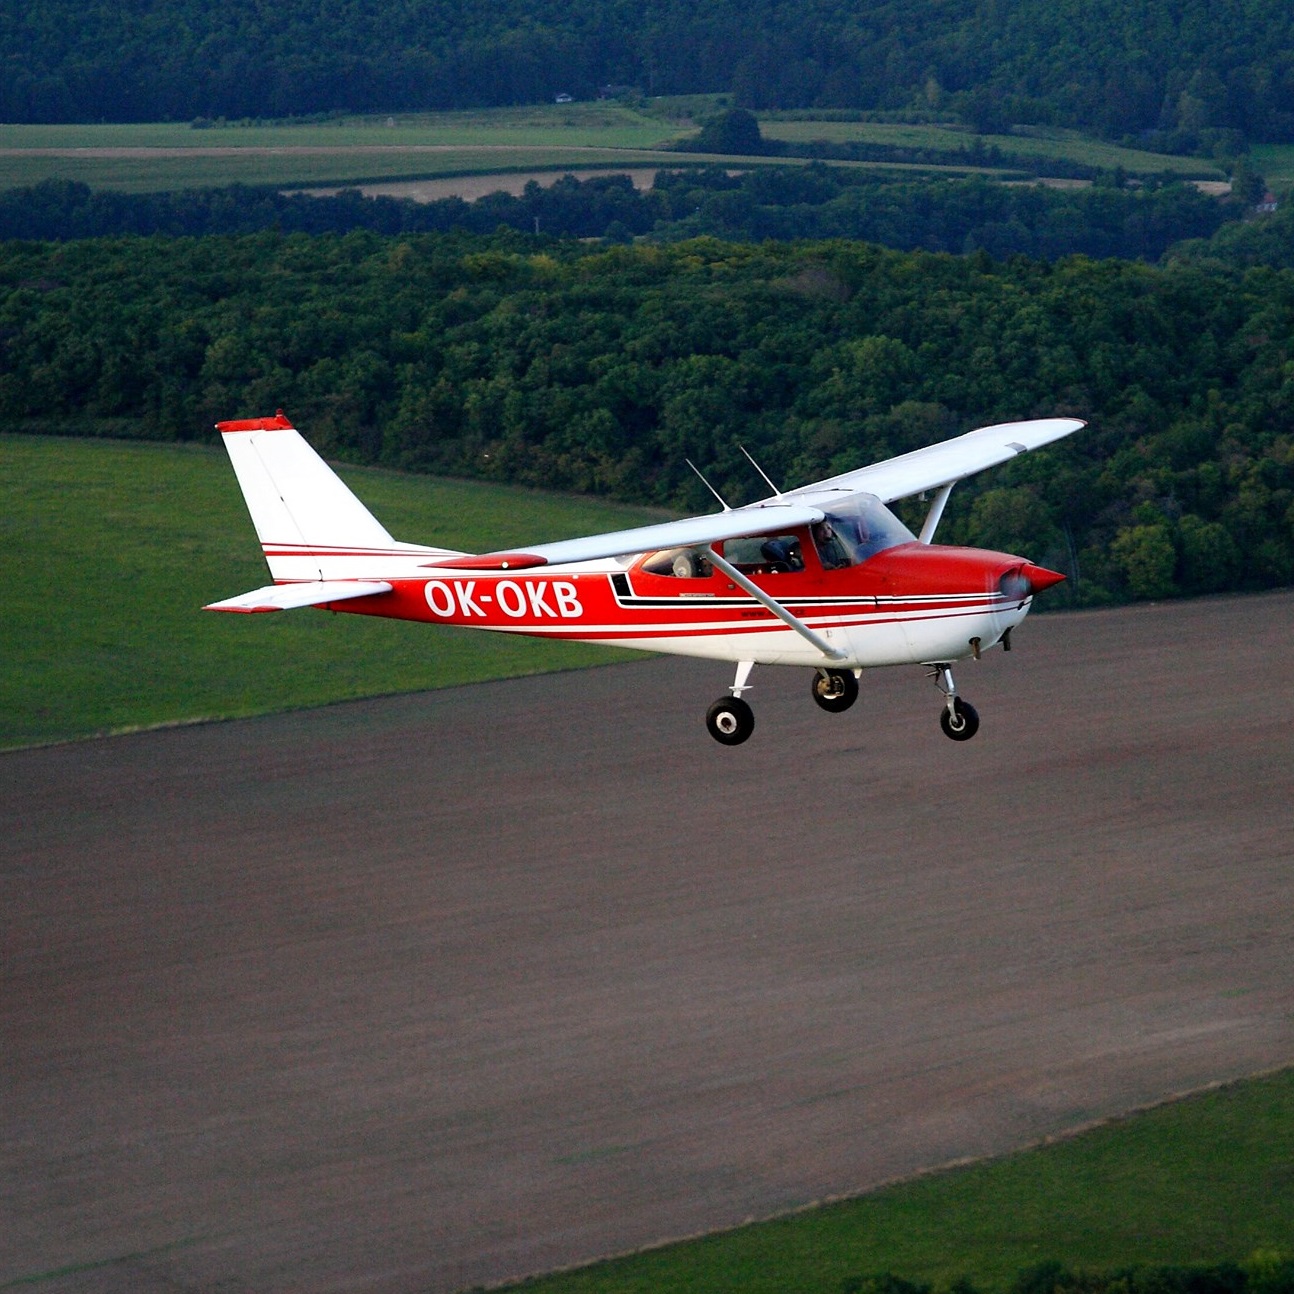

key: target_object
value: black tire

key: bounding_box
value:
[706,696,755,746]
[811,669,859,713]
[939,697,980,741]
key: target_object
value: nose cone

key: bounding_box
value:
[1020,562,1066,593]
[998,562,1066,599]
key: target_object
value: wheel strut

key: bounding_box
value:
[930,663,980,741]
[932,663,959,718]
[729,660,755,698]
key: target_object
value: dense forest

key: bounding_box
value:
[3,226,1294,605]
[0,173,1236,263]
[5,0,1294,145]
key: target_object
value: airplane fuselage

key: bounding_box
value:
[318,535,1046,670]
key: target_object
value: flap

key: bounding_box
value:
[422,503,826,570]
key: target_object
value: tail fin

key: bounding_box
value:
[218,412,399,581]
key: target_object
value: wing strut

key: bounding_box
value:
[704,547,847,661]
[919,481,956,544]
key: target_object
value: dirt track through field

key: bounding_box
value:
[4,592,1294,1293]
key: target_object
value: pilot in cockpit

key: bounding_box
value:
[812,521,852,570]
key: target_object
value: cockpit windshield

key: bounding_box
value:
[811,492,916,569]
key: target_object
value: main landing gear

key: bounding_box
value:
[706,695,755,745]
[705,662,863,745]
[932,663,980,741]
[707,660,757,745]
[810,668,859,713]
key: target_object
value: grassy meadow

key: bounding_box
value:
[0,103,679,151]
[759,119,1224,178]
[0,103,688,191]
[509,1069,1294,1294]
[0,102,1227,192]
[0,434,665,748]
[1249,143,1294,189]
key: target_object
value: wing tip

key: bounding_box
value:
[202,602,281,613]
[216,409,295,434]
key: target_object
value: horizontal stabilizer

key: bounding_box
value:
[204,580,393,614]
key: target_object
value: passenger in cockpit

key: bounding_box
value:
[760,537,803,572]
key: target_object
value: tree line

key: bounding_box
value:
[3,227,1294,605]
[4,0,1294,145]
[0,171,1236,264]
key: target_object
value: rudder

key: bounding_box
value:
[217,412,397,581]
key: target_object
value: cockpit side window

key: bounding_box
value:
[641,547,713,578]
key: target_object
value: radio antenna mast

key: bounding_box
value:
[739,444,783,499]
[685,458,731,511]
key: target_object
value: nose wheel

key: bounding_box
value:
[940,696,980,740]
[932,664,980,741]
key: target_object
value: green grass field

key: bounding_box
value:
[0,434,665,748]
[0,103,680,152]
[758,120,1226,179]
[0,103,1225,192]
[1248,144,1294,190]
[0,103,691,191]
[508,1069,1294,1294]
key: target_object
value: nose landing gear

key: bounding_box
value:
[932,664,980,741]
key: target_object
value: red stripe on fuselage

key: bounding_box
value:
[324,557,1024,642]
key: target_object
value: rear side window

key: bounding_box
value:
[722,534,805,572]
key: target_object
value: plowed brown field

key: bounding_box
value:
[4,592,1293,1293]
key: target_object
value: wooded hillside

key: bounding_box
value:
[4,0,1294,144]
[3,229,1292,604]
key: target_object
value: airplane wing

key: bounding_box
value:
[786,417,1086,504]
[426,419,1083,569]
[425,502,826,570]
[204,580,393,613]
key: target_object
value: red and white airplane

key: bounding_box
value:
[207,412,1085,744]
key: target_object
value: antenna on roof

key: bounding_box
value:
[685,458,731,512]
[739,444,783,499]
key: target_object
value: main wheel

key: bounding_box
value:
[811,669,859,713]
[706,696,755,746]
[939,697,980,741]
